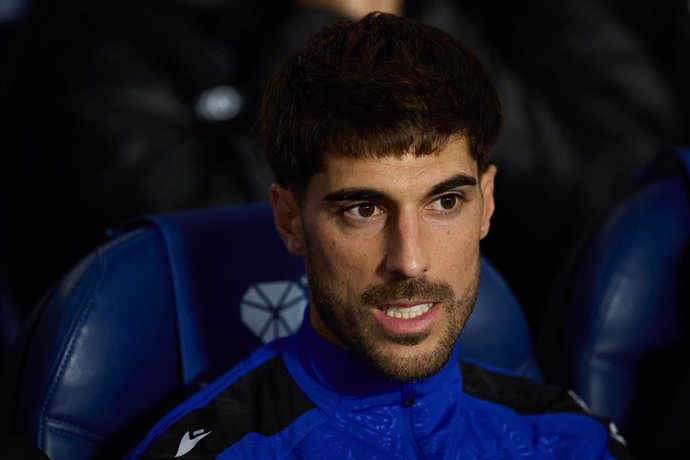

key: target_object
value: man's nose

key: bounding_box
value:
[384,212,431,279]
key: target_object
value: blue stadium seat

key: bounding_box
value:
[2,201,540,459]
[563,147,690,429]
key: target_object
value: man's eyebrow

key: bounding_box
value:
[324,188,386,202]
[426,174,477,197]
[323,174,477,203]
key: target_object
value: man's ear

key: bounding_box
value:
[270,184,306,256]
[479,164,497,240]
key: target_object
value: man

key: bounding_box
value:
[127,13,629,459]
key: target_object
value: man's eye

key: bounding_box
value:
[439,195,457,210]
[344,203,381,219]
[429,194,462,212]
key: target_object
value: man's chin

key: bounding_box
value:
[380,330,430,346]
[361,338,456,382]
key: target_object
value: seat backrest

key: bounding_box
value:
[563,146,690,428]
[3,202,539,459]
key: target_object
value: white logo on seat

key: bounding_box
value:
[175,429,213,458]
[240,279,308,343]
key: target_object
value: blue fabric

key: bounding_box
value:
[129,313,612,459]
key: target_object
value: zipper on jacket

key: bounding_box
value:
[401,382,426,459]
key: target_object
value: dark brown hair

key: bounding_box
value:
[261,12,503,196]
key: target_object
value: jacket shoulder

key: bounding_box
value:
[133,350,316,459]
[460,361,631,459]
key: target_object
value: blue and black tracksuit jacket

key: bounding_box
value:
[127,318,630,459]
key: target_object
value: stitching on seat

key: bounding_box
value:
[44,415,104,444]
[572,195,641,396]
[585,198,642,362]
[148,217,187,385]
[37,244,111,448]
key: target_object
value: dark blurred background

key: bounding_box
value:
[1,0,689,400]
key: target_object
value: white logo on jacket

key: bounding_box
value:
[175,429,213,457]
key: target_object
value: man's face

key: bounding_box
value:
[272,137,496,381]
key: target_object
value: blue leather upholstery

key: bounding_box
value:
[6,202,540,459]
[563,147,690,425]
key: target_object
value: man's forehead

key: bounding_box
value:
[319,140,478,186]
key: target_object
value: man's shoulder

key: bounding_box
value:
[129,342,318,459]
[460,360,631,459]
[461,360,586,415]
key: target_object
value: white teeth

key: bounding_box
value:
[383,303,432,319]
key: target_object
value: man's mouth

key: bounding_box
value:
[372,301,441,336]
[379,303,433,319]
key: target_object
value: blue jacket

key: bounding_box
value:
[127,317,628,459]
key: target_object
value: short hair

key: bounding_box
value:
[260,12,503,196]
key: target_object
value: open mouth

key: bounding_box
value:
[379,303,433,319]
[373,301,441,336]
